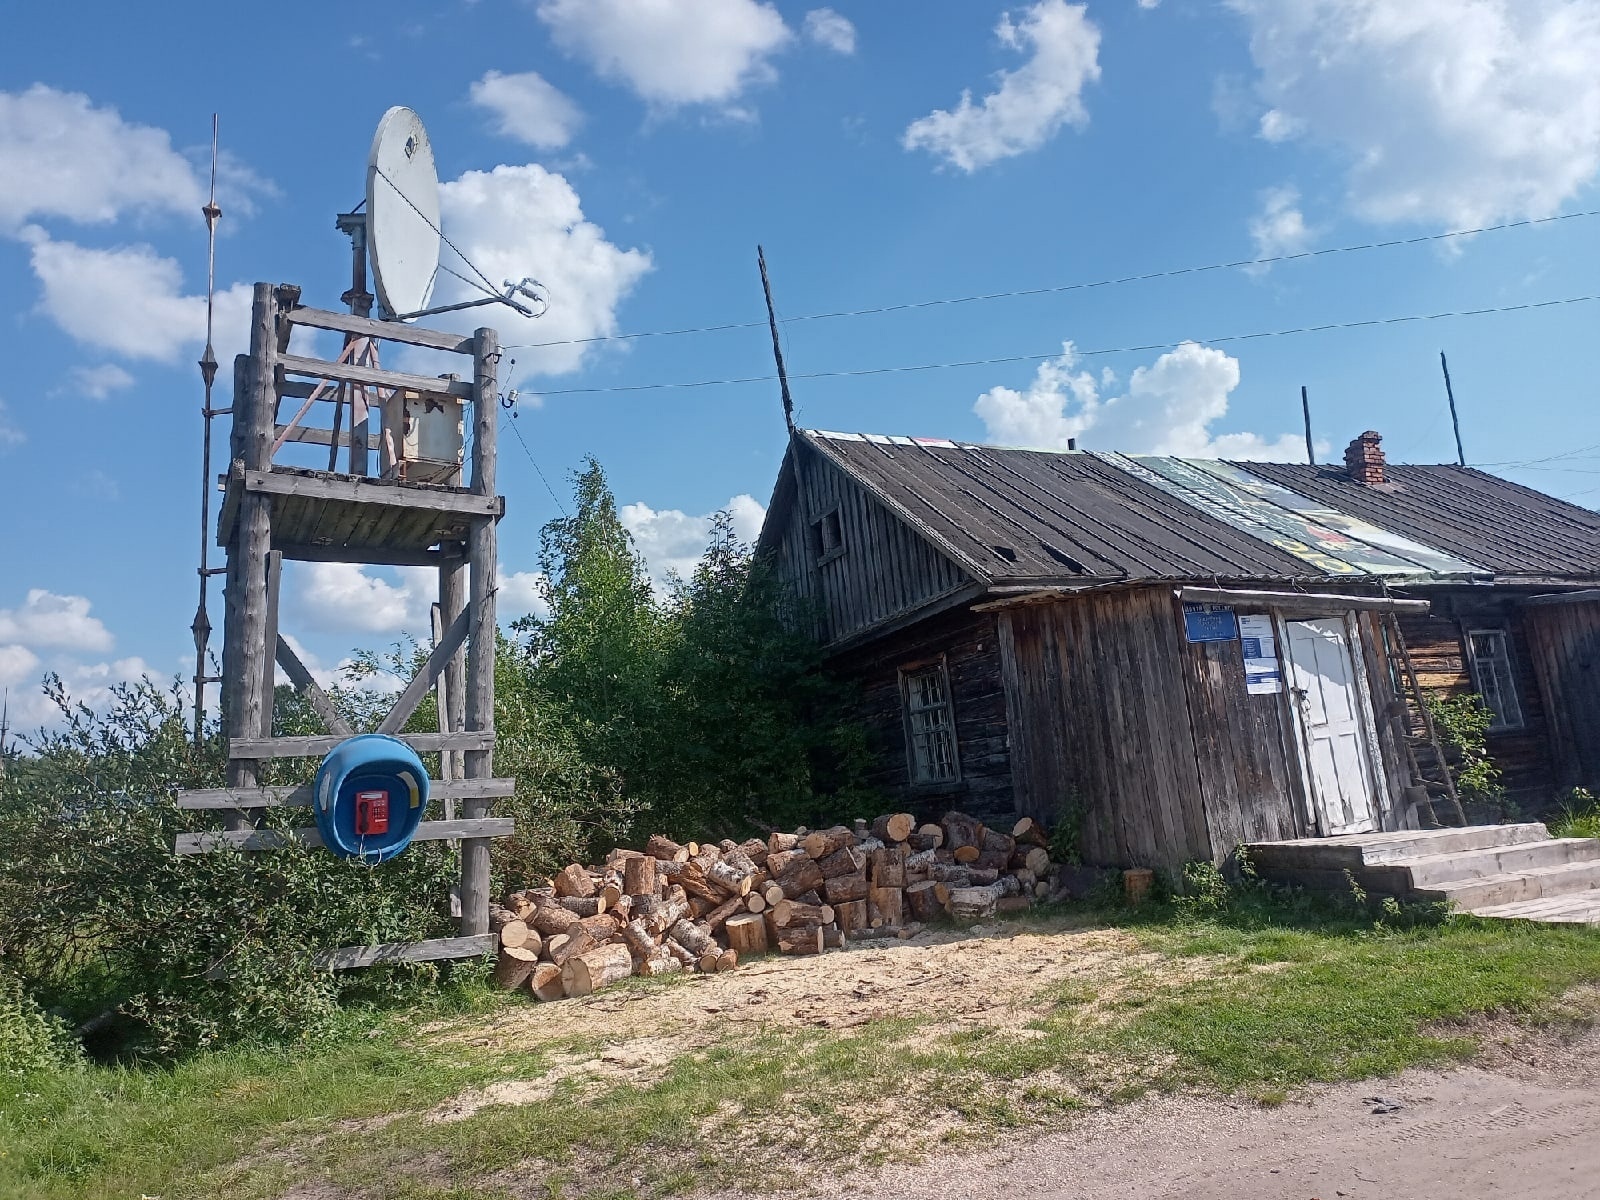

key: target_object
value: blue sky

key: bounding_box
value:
[4,0,1600,728]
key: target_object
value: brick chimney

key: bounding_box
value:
[1344,430,1386,485]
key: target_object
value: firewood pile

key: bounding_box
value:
[490,810,1059,1001]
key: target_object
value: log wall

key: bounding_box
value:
[1397,588,1557,806]
[836,607,1015,828]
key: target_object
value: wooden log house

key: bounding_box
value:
[173,283,516,966]
[756,427,1600,873]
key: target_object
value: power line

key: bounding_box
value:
[501,206,1600,352]
[505,407,568,515]
[515,292,1600,399]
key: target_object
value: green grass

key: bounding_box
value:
[8,893,1600,1199]
[1551,791,1600,839]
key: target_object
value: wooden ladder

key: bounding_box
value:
[1380,612,1468,827]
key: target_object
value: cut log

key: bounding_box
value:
[716,948,738,972]
[498,919,534,951]
[637,952,682,978]
[906,880,948,922]
[705,860,752,896]
[668,919,715,958]
[745,892,767,913]
[561,942,633,998]
[1012,816,1049,847]
[823,872,868,904]
[663,938,697,967]
[765,848,810,878]
[821,925,844,950]
[868,885,904,928]
[559,895,607,918]
[772,899,834,927]
[927,863,1000,887]
[802,826,855,860]
[739,837,771,866]
[631,893,662,918]
[547,926,598,967]
[834,898,869,936]
[723,912,769,955]
[973,849,1012,873]
[530,962,566,1001]
[623,854,657,897]
[646,834,690,863]
[600,881,623,909]
[530,902,581,937]
[698,951,721,974]
[1023,846,1051,876]
[941,811,985,863]
[767,831,801,854]
[869,845,906,889]
[950,881,1013,922]
[981,828,1016,856]
[817,844,867,879]
[762,881,786,907]
[777,925,824,955]
[493,945,539,989]
[620,918,657,960]
[553,863,595,899]
[720,846,759,876]
[704,895,745,931]
[776,859,824,900]
[908,823,944,852]
[543,933,569,963]
[574,914,620,943]
[870,813,916,844]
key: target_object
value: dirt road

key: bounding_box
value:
[835,1028,1600,1200]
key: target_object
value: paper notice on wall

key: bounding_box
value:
[1238,613,1282,695]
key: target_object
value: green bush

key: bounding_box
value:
[0,964,78,1076]
[1423,692,1507,809]
[1552,787,1600,839]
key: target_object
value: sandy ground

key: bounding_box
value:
[787,1024,1600,1200]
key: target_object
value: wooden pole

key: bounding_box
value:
[261,550,282,737]
[438,559,467,791]
[1440,351,1466,466]
[757,246,794,433]
[225,283,282,825]
[460,327,499,937]
[1301,385,1315,466]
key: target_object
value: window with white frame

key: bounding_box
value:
[1465,628,1524,732]
[902,662,960,784]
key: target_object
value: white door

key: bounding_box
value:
[1283,617,1379,835]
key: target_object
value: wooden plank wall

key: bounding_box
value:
[1524,597,1600,792]
[997,588,1214,874]
[1353,610,1414,830]
[1178,619,1311,849]
[837,607,1015,828]
[771,442,973,645]
[1398,588,1556,805]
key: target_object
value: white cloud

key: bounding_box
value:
[497,568,547,622]
[0,589,115,653]
[292,563,430,635]
[0,84,203,231]
[0,398,22,447]
[67,363,135,399]
[21,226,252,364]
[903,0,1102,172]
[535,0,791,108]
[1228,0,1600,228]
[433,163,651,376]
[974,341,1308,460]
[620,493,766,590]
[1249,185,1313,265]
[0,644,40,691]
[469,70,584,149]
[803,8,856,54]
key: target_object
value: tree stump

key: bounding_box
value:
[724,912,769,956]
[868,884,904,928]
[623,854,657,897]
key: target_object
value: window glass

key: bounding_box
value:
[904,664,959,783]
[1466,629,1524,732]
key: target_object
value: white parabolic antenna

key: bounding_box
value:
[366,106,441,319]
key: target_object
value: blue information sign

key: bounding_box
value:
[1183,602,1238,644]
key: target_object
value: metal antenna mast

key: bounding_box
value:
[757,246,794,432]
[1440,350,1466,467]
[192,114,223,743]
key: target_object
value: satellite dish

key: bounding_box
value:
[365,107,441,319]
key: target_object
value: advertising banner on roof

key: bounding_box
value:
[1101,454,1480,579]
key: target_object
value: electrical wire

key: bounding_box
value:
[501,206,1600,352]
[507,415,569,515]
[514,292,1600,399]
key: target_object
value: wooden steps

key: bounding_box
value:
[1246,824,1600,925]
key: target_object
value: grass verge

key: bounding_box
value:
[7,890,1600,1199]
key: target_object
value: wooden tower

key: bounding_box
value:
[174,282,516,967]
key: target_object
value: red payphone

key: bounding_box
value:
[354,789,390,836]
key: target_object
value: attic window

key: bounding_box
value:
[1465,629,1524,732]
[901,661,960,785]
[991,545,1017,563]
[809,508,845,564]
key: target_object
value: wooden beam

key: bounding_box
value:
[1524,588,1600,608]
[241,469,502,518]
[229,729,492,759]
[261,551,281,738]
[286,306,475,355]
[175,777,516,809]
[274,634,352,738]
[280,353,472,399]
[1176,586,1432,614]
[277,542,466,568]
[377,605,472,735]
[275,424,379,450]
[174,815,515,855]
[316,934,493,971]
